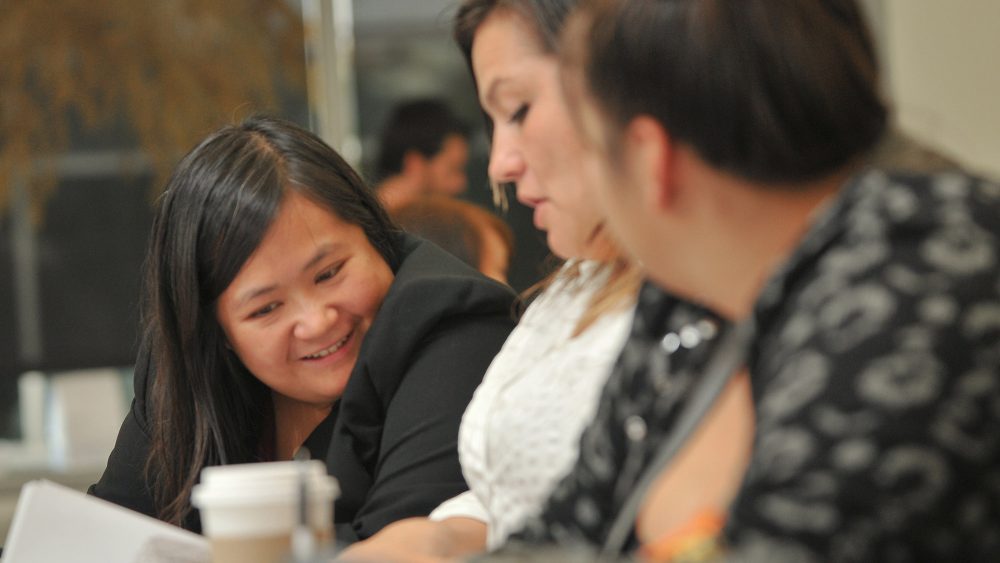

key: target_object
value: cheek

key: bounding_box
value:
[521,113,560,176]
[601,188,644,252]
[569,198,604,235]
[585,154,619,206]
[356,287,382,321]
[228,326,284,383]
[559,156,604,227]
[216,300,279,374]
[349,265,393,324]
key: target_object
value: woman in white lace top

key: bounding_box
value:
[339,1,640,560]
[429,260,634,549]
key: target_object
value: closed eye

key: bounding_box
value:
[249,302,280,319]
[315,262,344,284]
[509,104,529,125]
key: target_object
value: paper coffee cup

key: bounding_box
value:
[191,460,339,563]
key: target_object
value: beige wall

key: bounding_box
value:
[883,0,1000,178]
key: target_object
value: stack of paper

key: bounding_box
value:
[1,480,208,563]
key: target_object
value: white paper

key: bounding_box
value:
[1,480,209,563]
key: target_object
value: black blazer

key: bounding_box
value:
[88,234,517,543]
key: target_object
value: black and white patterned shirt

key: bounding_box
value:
[509,168,1000,561]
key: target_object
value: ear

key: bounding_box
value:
[623,115,674,211]
[402,150,428,176]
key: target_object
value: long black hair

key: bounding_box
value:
[144,115,398,526]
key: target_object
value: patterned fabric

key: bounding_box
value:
[508,168,1000,561]
[430,261,635,550]
[510,282,729,549]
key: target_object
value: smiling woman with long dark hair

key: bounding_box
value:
[88,115,516,543]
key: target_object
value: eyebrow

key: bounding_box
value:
[234,243,340,308]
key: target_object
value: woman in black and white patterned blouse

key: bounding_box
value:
[500,0,1000,561]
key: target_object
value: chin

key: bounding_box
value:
[546,236,576,261]
[327,370,352,396]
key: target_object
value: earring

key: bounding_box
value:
[490,180,511,212]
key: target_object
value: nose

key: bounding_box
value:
[487,127,525,185]
[292,300,337,341]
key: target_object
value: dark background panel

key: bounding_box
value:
[0,173,156,439]
[0,215,18,437]
[34,173,154,371]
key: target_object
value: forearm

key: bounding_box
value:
[433,517,488,557]
[338,517,486,562]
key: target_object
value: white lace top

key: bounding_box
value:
[428,260,635,550]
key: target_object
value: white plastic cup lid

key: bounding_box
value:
[191,460,340,538]
[192,460,339,509]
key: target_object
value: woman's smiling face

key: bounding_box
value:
[472,9,605,260]
[215,190,394,408]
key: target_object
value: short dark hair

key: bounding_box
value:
[145,115,398,526]
[375,98,469,180]
[571,0,889,184]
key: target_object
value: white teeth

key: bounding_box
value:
[303,333,350,360]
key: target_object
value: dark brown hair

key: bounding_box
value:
[375,98,469,180]
[145,115,397,526]
[454,0,575,61]
[571,0,889,183]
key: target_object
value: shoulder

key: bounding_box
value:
[354,234,517,394]
[730,172,1000,557]
[757,168,1000,322]
[838,168,1000,243]
[382,234,517,322]
[751,167,1000,422]
[828,169,999,302]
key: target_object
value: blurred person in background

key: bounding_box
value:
[394,195,514,284]
[88,115,516,544]
[373,98,471,212]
